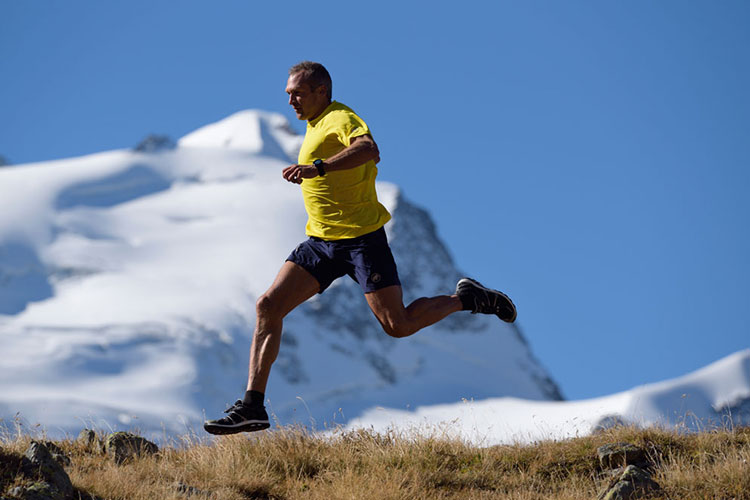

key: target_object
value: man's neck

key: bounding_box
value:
[307,100,333,123]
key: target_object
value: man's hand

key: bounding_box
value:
[282,164,318,184]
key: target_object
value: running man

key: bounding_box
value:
[203,61,516,435]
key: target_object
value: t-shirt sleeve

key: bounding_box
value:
[336,111,371,147]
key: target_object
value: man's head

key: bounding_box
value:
[286,61,332,121]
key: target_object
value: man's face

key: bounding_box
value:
[285,72,329,121]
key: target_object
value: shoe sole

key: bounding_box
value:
[457,277,517,323]
[203,421,270,435]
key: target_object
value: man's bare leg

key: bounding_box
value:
[204,261,319,435]
[247,261,320,393]
[365,285,462,338]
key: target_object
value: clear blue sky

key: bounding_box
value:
[2,1,748,400]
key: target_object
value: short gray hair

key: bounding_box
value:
[289,61,332,101]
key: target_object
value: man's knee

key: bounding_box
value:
[381,319,414,339]
[256,293,281,320]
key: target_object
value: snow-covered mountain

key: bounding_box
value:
[0,110,561,440]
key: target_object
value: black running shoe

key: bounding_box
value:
[456,277,517,323]
[203,400,270,435]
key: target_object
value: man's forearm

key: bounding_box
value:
[282,135,380,184]
[323,135,380,173]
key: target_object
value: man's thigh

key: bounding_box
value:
[262,261,321,318]
[364,284,407,327]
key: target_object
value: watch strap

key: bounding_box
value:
[313,159,326,176]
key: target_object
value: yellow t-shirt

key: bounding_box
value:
[297,101,391,240]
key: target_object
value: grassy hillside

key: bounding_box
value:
[2,423,749,499]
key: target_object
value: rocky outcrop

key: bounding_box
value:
[597,442,649,470]
[11,441,73,500]
[597,443,660,500]
[599,465,661,500]
[76,430,99,452]
[104,432,158,465]
[134,134,176,152]
[3,432,159,499]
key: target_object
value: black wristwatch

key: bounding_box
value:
[313,159,326,177]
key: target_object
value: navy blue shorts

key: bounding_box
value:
[286,227,401,294]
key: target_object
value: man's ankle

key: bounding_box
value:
[243,390,265,407]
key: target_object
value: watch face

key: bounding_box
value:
[314,159,322,166]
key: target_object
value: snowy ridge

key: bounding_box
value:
[346,349,750,445]
[178,110,303,163]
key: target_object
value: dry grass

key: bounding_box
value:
[1,423,749,499]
